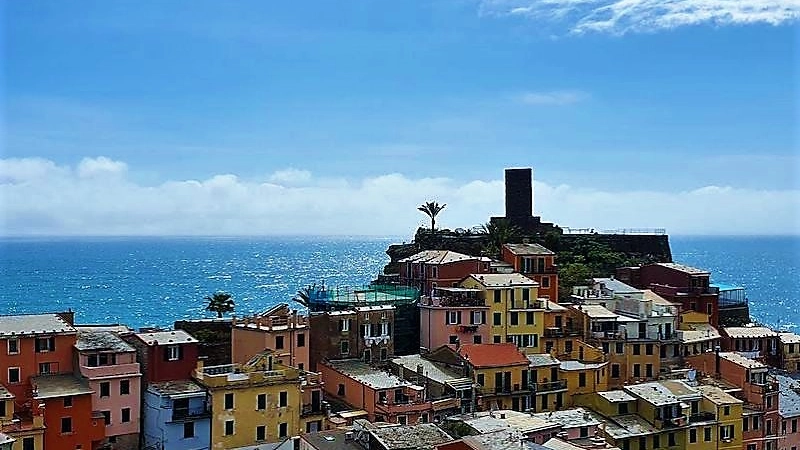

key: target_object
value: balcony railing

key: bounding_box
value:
[171,407,211,422]
[544,327,582,338]
[375,399,431,414]
[478,385,530,396]
[531,380,567,393]
[301,404,326,417]
[689,412,716,423]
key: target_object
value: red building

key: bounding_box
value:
[398,250,491,296]
[126,330,199,383]
[32,374,106,450]
[616,263,720,326]
[501,243,558,300]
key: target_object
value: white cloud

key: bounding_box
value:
[518,90,589,105]
[0,156,798,236]
[77,156,128,178]
[268,168,312,185]
[480,0,800,35]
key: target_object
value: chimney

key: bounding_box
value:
[57,309,75,326]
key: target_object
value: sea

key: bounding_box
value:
[0,236,797,330]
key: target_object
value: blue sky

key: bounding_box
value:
[1,0,798,235]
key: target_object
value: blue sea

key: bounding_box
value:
[0,236,798,330]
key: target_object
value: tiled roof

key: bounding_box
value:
[391,355,469,387]
[776,374,800,418]
[369,423,453,450]
[594,278,641,294]
[654,263,709,275]
[696,385,742,405]
[527,354,561,368]
[398,250,479,265]
[679,323,721,344]
[148,379,206,397]
[723,326,777,339]
[0,313,75,337]
[467,273,538,288]
[719,352,768,369]
[597,390,636,403]
[503,243,555,256]
[458,343,528,368]
[135,330,198,346]
[779,333,800,344]
[75,330,135,352]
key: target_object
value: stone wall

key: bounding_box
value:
[174,319,232,366]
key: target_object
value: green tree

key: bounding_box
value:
[480,219,521,258]
[293,285,314,309]
[558,263,593,302]
[417,201,446,230]
[204,292,235,318]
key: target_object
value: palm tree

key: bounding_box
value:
[480,219,522,257]
[418,201,446,230]
[205,292,235,318]
[293,285,314,309]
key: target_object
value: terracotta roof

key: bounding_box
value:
[723,326,777,339]
[399,250,479,265]
[458,343,528,368]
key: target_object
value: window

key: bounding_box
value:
[707,304,712,315]
[471,311,483,325]
[510,312,519,326]
[580,426,589,437]
[257,393,266,410]
[526,312,534,325]
[633,364,641,378]
[448,311,459,325]
[668,433,675,447]
[494,291,501,303]
[724,406,730,416]
[224,420,234,436]
[256,425,266,441]
[542,277,550,288]
[398,415,407,425]
[793,419,797,433]
[645,344,654,355]
[579,373,586,387]
[704,427,712,442]
[615,342,624,354]
[754,416,760,430]
[449,335,458,344]
[100,382,110,398]
[602,343,609,354]
[61,417,72,434]
[279,422,288,438]
[275,335,285,349]
[646,364,653,378]
[64,396,72,407]
[638,437,646,450]
[101,411,111,425]
[493,335,501,343]
[340,340,349,355]
[493,313,502,326]
[120,380,130,395]
[224,393,234,410]
[279,391,288,407]
[35,337,55,353]
[653,434,659,448]
[477,374,485,386]
[767,395,773,408]
[297,333,305,347]
[166,345,180,361]
[39,363,52,374]
[619,402,628,414]
[747,445,757,450]
[8,367,19,383]
[121,408,130,423]
[633,344,641,355]
[22,437,35,450]
[611,364,620,378]
[380,347,388,360]
[340,319,350,332]
[743,417,749,432]
[689,429,697,443]
[473,335,482,344]
[337,384,345,396]
[183,421,195,438]
[565,340,573,353]
[522,288,530,301]
[721,424,733,440]
[7,339,19,354]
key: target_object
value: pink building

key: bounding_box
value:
[232,303,310,371]
[75,330,142,450]
[319,359,433,424]
[419,287,490,350]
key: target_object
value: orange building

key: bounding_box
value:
[501,243,558,300]
[232,303,310,370]
[32,374,106,450]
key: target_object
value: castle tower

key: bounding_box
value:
[504,167,533,219]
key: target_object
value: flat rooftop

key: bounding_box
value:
[724,326,777,339]
[391,354,471,388]
[32,374,94,399]
[597,390,636,403]
[463,429,550,450]
[655,262,709,275]
[148,379,206,397]
[527,354,561,368]
[75,330,135,352]
[447,410,559,435]
[369,423,453,450]
[399,250,478,265]
[135,329,197,346]
[531,408,603,429]
[325,359,416,390]
[300,429,362,450]
[604,414,659,439]
[719,352,768,369]
[468,273,539,288]
[696,384,743,405]
[624,381,700,406]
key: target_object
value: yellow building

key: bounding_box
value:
[460,273,544,353]
[0,385,45,450]
[559,359,609,405]
[527,354,567,412]
[454,343,532,412]
[778,332,800,372]
[694,385,743,450]
[193,351,303,449]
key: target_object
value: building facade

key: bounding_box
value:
[309,305,395,372]
[232,303,310,370]
[501,243,558,300]
[419,287,490,350]
[142,380,211,450]
[398,250,490,296]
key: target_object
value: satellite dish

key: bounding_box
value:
[687,369,697,381]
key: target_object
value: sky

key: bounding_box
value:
[1,0,798,236]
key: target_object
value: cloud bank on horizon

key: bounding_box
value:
[1,157,797,237]
[480,0,800,35]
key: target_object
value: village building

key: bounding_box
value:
[309,305,395,372]
[418,287,490,350]
[501,243,559,300]
[232,303,310,370]
[398,250,491,296]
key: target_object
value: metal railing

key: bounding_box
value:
[531,380,567,393]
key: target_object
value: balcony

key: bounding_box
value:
[431,397,461,411]
[375,399,431,415]
[80,362,141,379]
[544,327,582,338]
[420,294,486,308]
[301,403,327,417]
[456,325,480,334]
[658,415,688,428]
[171,407,211,422]
[689,412,716,423]
[478,384,530,397]
[531,380,567,393]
